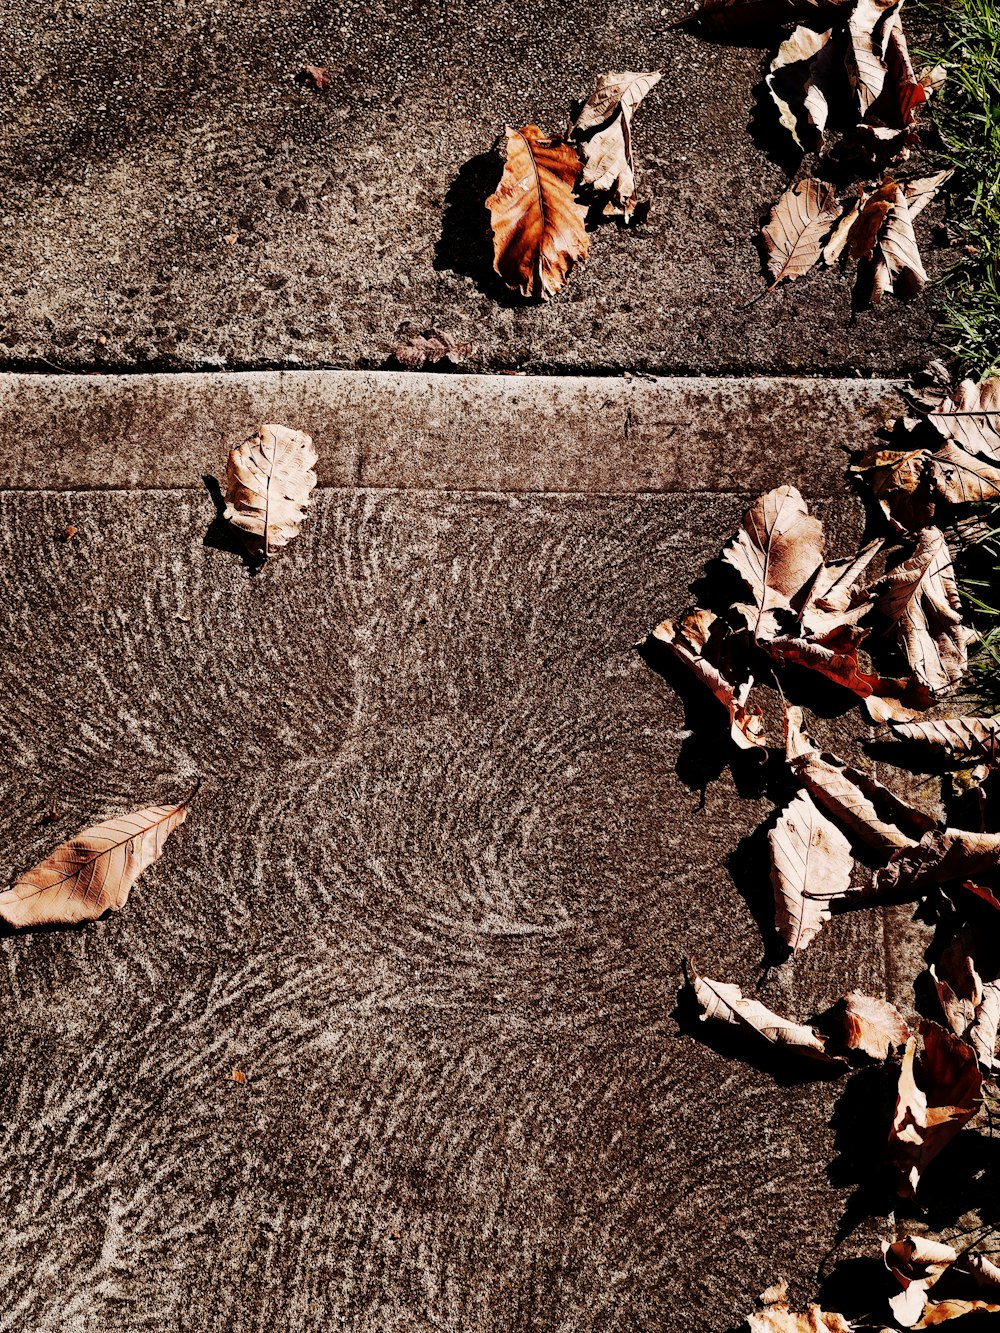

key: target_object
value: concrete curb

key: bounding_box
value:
[0,370,902,494]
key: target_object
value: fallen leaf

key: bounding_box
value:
[487,125,589,299]
[877,186,927,300]
[0,796,191,928]
[394,330,475,369]
[930,934,983,1038]
[687,960,842,1062]
[823,196,863,266]
[862,674,935,723]
[890,717,1000,765]
[765,622,876,697]
[723,485,826,636]
[229,1068,247,1085]
[803,30,844,141]
[798,540,882,637]
[850,444,935,533]
[847,178,898,261]
[746,1276,856,1332]
[917,1299,1000,1325]
[823,991,910,1059]
[884,1236,959,1327]
[652,609,767,749]
[762,178,842,286]
[301,65,331,91]
[770,790,854,952]
[888,1023,982,1197]
[906,168,954,220]
[926,377,1000,461]
[61,524,78,542]
[224,423,318,560]
[969,981,1000,1073]
[877,528,973,694]
[847,0,901,115]
[879,828,1000,895]
[926,441,1000,505]
[569,71,662,219]
[766,27,833,148]
[222,233,238,245]
[785,705,928,852]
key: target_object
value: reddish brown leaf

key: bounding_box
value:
[762,179,842,286]
[889,1023,982,1197]
[770,790,854,952]
[847,178,898,261]
[487,126,589,300]
[394,330,475,369]
[301,65,331,91]
[652,609,767,749]
[878,828,1000,895]
[917,1299,1000,1325]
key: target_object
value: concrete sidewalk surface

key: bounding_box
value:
[0,370,909,1331]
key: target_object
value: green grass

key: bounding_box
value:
[921,0,1000,376]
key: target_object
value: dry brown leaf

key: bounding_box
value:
[889,1023,982,1197]
[785,705,927,852]
[724,485,826,635]
[766,26,833,148]
[763,179,842,286]
[0,797,191,928]
[890,717,1000,765]
[926,377,1000,461]
[906,168,954,220]
[969,981,1000,1073]
[823,991,910,1059]
[224,423,318,560]
[850,445,935,533]
[487,125,589,300]
[747,1278,855,1332]
[917,1299,1000,1325]
[926,441,1000,506]
[847,0,901,115]
[862,675,935,724]
[300,64,331,91]
[652,610,766,749]
[803,31,844,141]
[229,1068,247,1085]
[394,330,475,369]
[823,196,863,266]
[770,790,854,952]
[687,961,842,1062]
[878,528,973,694]
[931,934,983,1038]
[570,71,662,219]
[765,623,878,698]
[798,541,882,637]
[879,828,1000,894]
[877,186,927,300]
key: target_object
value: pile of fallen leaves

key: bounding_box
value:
[678,0,952,307]
[486,72,661,299]
[654,375,1000,1328]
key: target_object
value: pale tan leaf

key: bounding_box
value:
[799,541,882,636]
[824,991,911,1059]
[784,706,925,852]
[878,187,927,299]
[394,330,475,369]
[770,790,854,952]
[847,0,901,114]
[723,485,826,635]
[878,528,973,694]
[763,179,842,285]
[766,27,833,147]
[926,377,1000,461]
[687,961,841,1062]
[487,126,589,299]
[224,423,318,560]
[906,169,955,220]
[803,31,844,140]
[889,1024,982,1197]
[969,981,1000,1074]
[652,610,767,749]
[0,797,191,928]
[862,675,935,723]
[748,1299,855,1332]
[570,71,662,218]
[930,935,983,1037]
[891,717,1000,765]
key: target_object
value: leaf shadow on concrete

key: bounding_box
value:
[201,474,264,574]
[434,150,534,308]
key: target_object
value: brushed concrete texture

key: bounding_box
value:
[0,486,891,1331]
[0,0,944,375]
[0,369,902,491]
